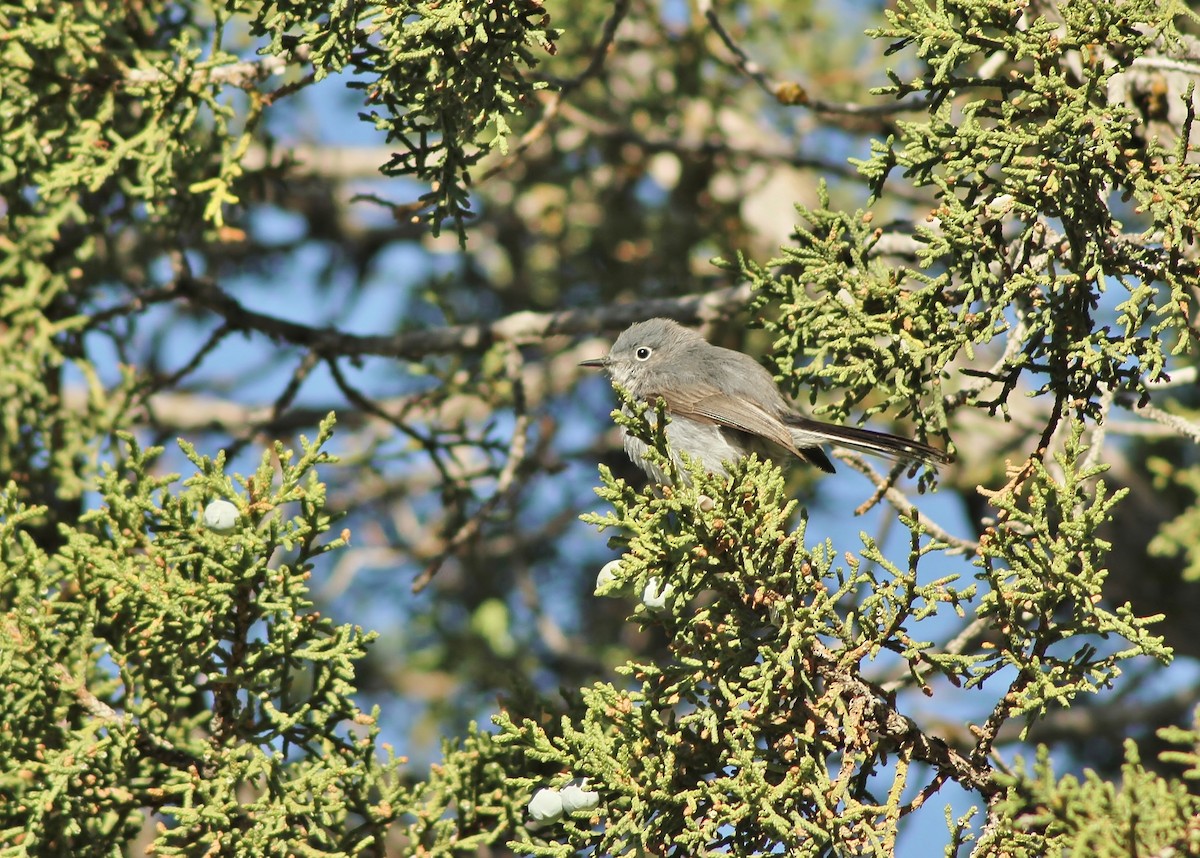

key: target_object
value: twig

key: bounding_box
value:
[698,0,778,100]
[944,303,1030,412]
[898,772,949,819]
[851,455,921,518]
[53,664,210,775]
[970,667,1035,767]
[85,283,184,327]
[1081,386,1115,471]
[700,0,928,115]
[71,339,602,443]
[880,613,991,696]
[1101,419,1192,438]
[944,616,991,658]
[125,46,310,90]
[840,454,979,556]
[225,349,321,461]
[979,390,1067,515]
[145,322,235,397]
[552,0,630,93]
[325,359,461,490]
[1119,396,1200,444]
[1130,56,1200,77]
[412,344,532,592]
[264,68,319,104]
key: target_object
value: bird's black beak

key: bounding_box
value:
[579,357,609,369]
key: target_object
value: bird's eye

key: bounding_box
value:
[635,347,652,361]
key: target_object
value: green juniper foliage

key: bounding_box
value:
[477,412,1170,856]
[972,431,1166,718]
[236,0,558,235]
[975,736,1200,858]
[0,418,408,854]
[743,0,1199,430]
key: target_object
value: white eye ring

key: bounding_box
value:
[635,347,652,361]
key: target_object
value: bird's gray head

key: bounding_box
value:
[579,318,705,393]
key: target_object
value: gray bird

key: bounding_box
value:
[580,318,948,482]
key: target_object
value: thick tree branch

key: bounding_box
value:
[812,643,1000,799]
[174,270,752,360]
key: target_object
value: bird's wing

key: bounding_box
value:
[655,384,801,455]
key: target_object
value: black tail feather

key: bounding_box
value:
[782,413,949,468]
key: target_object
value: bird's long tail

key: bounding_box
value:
[783,413,949,469]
